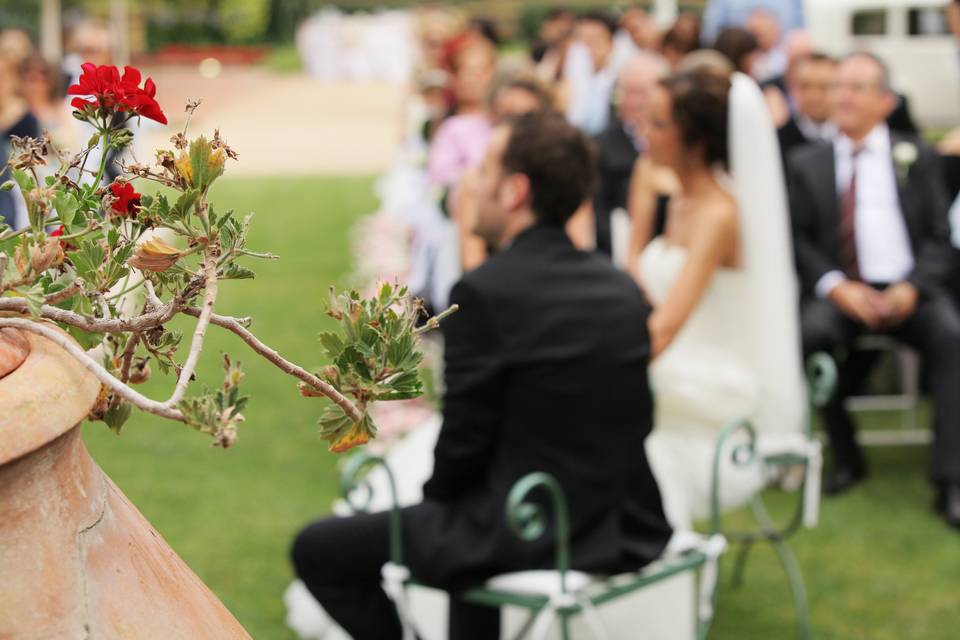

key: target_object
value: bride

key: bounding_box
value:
[636,69,807,531]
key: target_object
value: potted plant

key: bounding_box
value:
[0,62,451,637]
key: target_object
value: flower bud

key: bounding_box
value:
[321,364,340,385]
[129,361,151,385]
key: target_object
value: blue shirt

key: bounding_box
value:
[701,0,806,45]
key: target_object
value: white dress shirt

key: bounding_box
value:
[815,124,915,297]
[564,38,634,136]
[796,116,837,143]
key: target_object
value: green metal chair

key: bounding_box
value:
[339,352,836,640]
[341,457,726,640]
[706,352,838,640]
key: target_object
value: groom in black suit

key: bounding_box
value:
[788,52,960,529]
[292,112,672,639]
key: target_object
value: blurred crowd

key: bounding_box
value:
[0,21,145,230]
[389,2,960,312]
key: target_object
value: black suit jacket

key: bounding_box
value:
[787,131,952,298]
[409,223,671,589]
[777,117,813,172]
[593,116,641,256]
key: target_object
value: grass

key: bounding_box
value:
[262,44,303,74]
[82,175,960,638]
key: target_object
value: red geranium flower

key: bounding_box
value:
[50,224,76,251]
[68,63,168,125]
[110,181,142,217]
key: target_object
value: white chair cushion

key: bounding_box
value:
[485,570,593,597]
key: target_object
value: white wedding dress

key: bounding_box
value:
[638,73,809,532]
[640,237,765,530]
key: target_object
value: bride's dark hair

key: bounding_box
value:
[661,69,731,170]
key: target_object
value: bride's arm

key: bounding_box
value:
[626,157,657,283]
[648,201,738,359]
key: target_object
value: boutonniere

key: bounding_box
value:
[892,141,918,186]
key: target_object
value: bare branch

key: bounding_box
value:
[45,280,83,305]
[0,317,185,422]
[0,297,178,332]
[165,249,218,407]
[119,332,141,383]
[414,304,459,335]
[183,307,364,423]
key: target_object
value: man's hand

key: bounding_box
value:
[828,280,889,329]
[879,281,919,329]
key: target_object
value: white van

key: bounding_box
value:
[805,0,960,127]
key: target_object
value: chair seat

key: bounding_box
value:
[485,570,593,598]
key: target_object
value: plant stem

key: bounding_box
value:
[165,248,218,407]
[92,129,112,188]
[183,307,364,424]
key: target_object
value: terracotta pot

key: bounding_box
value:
[0,329,250,639]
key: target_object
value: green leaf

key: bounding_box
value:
[170,189,200,221]
[67,240,105,284]
[103,402,132,434]
[66,325,104,350]
[11,169,34,194]
[318,332,344,359]
[53,191,79,228]
[219,263,255,281]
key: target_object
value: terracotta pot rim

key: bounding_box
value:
[0,328,100,466]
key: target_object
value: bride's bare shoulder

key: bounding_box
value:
[695,187,738,235]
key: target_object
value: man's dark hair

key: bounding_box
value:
[842,50,893,92]
[788,51,837,77]
[578,10,617,37]
[501,112,596,226]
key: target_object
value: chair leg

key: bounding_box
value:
[749,497,813,640]
[528,606,558,640]
[731,540,754,589]
[559,613,572,640]
[578,599,611,640]
[510,609,540,640]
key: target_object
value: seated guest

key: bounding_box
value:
[531,8,576,84]
[777,52,837,168]
[593,52,670,257]
[455,76,554,271]
[0,57,39,230]
[291,112,673,639]
[745,9,786,83]
[428,35,498,194]
[700,0,805,46]
[564,10,627,136]
[788,52,960,529]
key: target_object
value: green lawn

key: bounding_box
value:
[83,175,960,639]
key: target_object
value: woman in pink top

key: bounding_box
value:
[428,36,497,191]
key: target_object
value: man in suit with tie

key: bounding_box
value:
[788,52,960,530]
[292,112,673,639]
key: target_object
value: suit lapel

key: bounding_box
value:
[814,143,840,235]
[888,130,918,237]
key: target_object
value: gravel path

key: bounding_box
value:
[140,66,407,176]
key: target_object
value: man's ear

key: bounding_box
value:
[500,173,531,212]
